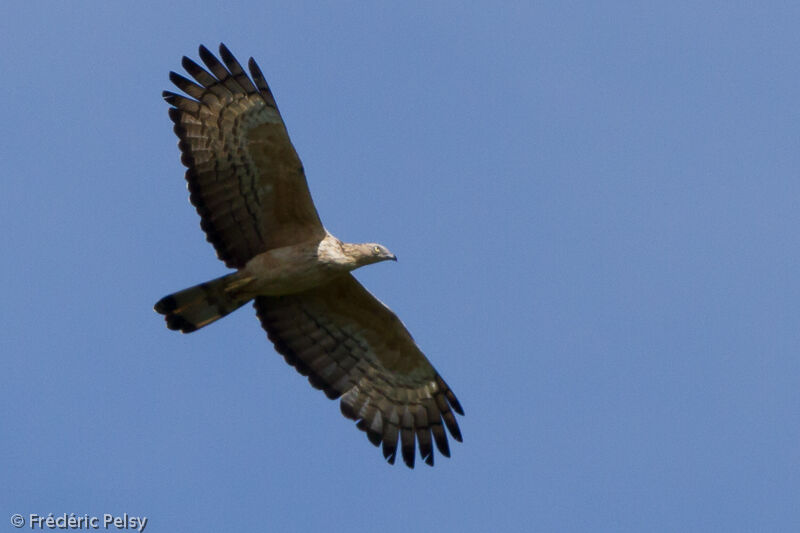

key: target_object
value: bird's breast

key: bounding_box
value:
[241,243,347,296]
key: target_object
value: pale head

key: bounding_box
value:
[342,242,398,267]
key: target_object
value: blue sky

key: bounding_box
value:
[2,2,799,532]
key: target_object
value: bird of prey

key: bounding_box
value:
[154,44,463,467]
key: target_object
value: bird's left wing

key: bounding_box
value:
[253,275,463,468]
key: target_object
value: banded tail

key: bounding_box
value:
[154,272,254,333]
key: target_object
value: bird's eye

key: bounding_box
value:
[373,246,381,254]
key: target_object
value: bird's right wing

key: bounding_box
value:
[164,44,325,268]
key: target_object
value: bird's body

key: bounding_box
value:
[155,44,462,468]
[241,233,396,296]
[157,233,396,331]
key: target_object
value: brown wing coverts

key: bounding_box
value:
[254,275,464,468]
[165,44,324,268]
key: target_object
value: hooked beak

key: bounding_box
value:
[389,254,398,262]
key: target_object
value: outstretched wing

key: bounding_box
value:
[165,44,325,268]
[254,275,464,468]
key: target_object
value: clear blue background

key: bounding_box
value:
[2,2,799,531]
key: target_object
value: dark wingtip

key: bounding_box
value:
[165,314,197,333]
[154,295,177,314]
[247,57,265,82]
[198,45,221,72]
[167,107,181,123]
[423,452,434,467]
[323,388,341,400]
[442,412,463,443]
[402,444,415,468]
[451,399,464,416]
[219,43,234,61]
[449,394,464,416]
[307,373,326,391]
[340,401,357,420]
[180,56,194,71]
[433,426,451,457]
[366,430,382,447]
[438,376,464,415]
[382,441,397,464]
[356,420,381,447]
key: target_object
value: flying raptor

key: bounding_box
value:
[154,44,463,467]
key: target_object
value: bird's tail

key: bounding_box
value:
[154,272,254,333]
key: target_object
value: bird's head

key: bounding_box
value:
[347,242,397,267]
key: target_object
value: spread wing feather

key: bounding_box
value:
[165,44,325,268]
[254,275,464,468]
